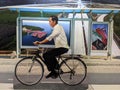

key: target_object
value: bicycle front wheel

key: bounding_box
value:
[59,57,87,86]
[15,57,44,86]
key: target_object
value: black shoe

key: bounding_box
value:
[46,71,55,78]
[46,71,58,79]
[55,69,63,74]
[51,71,59,79]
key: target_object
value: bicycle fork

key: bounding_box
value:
[28,56,36,73]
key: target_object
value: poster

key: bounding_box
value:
[92,22,109,50]
[20,18,71,48]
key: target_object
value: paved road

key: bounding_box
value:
[97,14,107,22]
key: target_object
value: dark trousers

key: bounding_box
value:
[43,47,68,72]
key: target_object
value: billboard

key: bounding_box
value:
[19,17,72,48]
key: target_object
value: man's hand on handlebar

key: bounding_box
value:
[33,39,49,46]
[33,41,41,45]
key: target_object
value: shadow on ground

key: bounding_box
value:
[13,76,88,90]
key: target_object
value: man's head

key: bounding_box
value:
[49,15,58,27]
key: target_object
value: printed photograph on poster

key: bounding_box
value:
[92,22,109,50]
[20,18,71,48]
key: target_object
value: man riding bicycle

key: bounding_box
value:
[33,15,69,79]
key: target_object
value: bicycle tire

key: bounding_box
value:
[59,57,87,86]
[15,57,44,86]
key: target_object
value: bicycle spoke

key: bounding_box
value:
[62,60,73,71]
[15,57,44,86]
[59,58,87,86]
[72,61,81,70]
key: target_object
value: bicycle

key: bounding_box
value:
[15,47,87,86]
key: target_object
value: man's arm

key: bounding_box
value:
[33,39,49,45]
[39,39,49,44]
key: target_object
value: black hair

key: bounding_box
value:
[50,15,58,24]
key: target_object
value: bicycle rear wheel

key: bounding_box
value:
[15,57,44,86]
[59,57,87,86]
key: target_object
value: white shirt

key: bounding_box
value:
[46,24,69,48]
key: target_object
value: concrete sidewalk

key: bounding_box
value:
[0,57,120,90]
[0,57,120,65]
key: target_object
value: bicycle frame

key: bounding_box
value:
[32,49,73,72]
[33,49,45,63]
[31,48,83,77]
[58,57,73,72]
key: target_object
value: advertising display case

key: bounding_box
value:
[19,17,72,48]
[91,22,109,51]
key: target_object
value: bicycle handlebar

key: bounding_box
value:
[38,44,55,49]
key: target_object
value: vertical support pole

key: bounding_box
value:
[108,14,114,60]
[40,10,43,17]
[88,10,93,59]
[88,19,92,58]
[81,10,88,55]
[62,10,65,18]
[71,10,76,55]
[16,9,21,58]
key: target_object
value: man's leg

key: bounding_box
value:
[43,47,68,78]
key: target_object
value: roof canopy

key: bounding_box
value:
[7,3,120,14]
[9,8,120,14]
